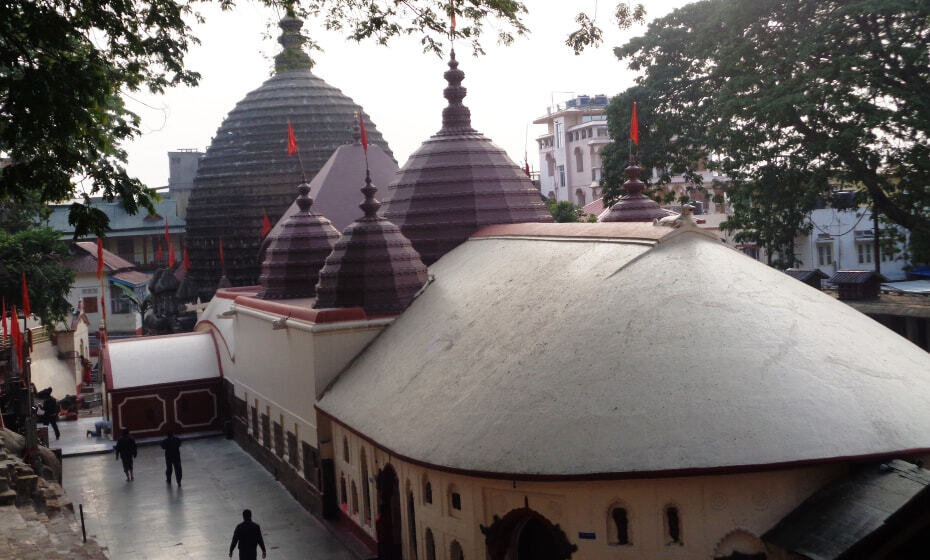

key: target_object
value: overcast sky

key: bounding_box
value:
[124,0,693,189]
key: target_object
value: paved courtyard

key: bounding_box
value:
[63,437,357,560]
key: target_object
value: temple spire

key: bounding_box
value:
[441,50,472,131]
[359,171,380,220]
[274,8,313,73]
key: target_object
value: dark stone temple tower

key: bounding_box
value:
[184,11,392,295]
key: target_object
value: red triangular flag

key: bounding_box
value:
[10,305,22,368]
[1,297,7,339]
[630,101,640,146]
[21,272,30,318]
[183,247,191,272]
[359,114,369,153]
[96,237,104,279]
[287,121,298,156]
[261,213,272,239]
[451,5,456,33]
[157,241,164,263]
[219,237,225,268]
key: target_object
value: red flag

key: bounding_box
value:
[219,237,225,268]
[157,241,164,263]
[359,114,369,153]
[261,213,272,239]
[183,247,191,272]
[450,5,456,33]
[630,101,640,146]
[20,272,30,318]
[287,121,298,156]
[165,218,175,267]
[96,237,104,279]
[1,297,6,339]
[10,305,22,368]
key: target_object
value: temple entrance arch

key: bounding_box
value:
[376,464,403,560]
[480,507,577,560]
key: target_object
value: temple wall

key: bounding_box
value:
[328,418,852,560]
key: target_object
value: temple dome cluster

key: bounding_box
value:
[184,13,392,293]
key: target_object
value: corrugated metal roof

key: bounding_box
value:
[763,460,930,559]
[829,270,887,284]
[786,269,829,282]
[73,242,135,270]
[46,198,184,237]
[111,270,150,287]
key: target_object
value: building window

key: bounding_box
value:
[425,529,436,560]
[449,485,462,512]
[665,506,682,545]
[555,122,563,148]
[857,243,873,264]
[110,284,133,314]
[343,436,350,463]
[450,540,464,560]
[351,480,359,516]
[817,244,833,266]
[609,506,631,545]
[574,147,584,172]
[82,296,98,314]
[423,475,432,504]
[558,165,566,188]
[339,474,347,508]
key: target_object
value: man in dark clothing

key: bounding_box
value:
[229,509,266,560]
[160,431,182,486]
[36,388,60,440]
[114,428,137,481]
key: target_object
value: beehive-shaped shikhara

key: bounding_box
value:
[380,51,552,266]
[184,12,392,294]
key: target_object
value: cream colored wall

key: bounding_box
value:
[202,301,388,468]
[331,420,848,560]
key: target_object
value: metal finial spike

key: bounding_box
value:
[359,170,381,218]
[295,182,314,212]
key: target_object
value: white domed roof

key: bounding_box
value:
[317,223,930,477]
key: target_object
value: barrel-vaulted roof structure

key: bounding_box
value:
[184,13,392,294]
[318,220,930,477]
[380,51,552,266]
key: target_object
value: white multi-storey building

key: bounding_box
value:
[534,95,611,206]
[796,203,911,280]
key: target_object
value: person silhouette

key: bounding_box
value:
[114,428,137,481]
[160,431,182,485]
[229,509,266,559]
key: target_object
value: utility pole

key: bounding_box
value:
[873,205,881,275]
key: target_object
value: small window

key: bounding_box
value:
[857,243,873,264]
[665,506,682,545]
[574,147,584,172]
[610,506,630,545]
[817,244,833,266]
[423,476,432,504]
[351,480,359,516]
[82,296,98,314]
[425,528,436,560]
[451,492,461,510]
[450,540,464,560]
[340,475,347,507]
[558,165,566,188]
[343,436,350,463]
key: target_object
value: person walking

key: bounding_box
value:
[35,388,61,440]
[114,428,137,481]
[160,431,182,486]
[229,509,267,560]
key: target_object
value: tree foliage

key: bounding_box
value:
[0,226,74,328]
[546,199,592,223]
[606,0,930,266]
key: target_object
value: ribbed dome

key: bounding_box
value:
[599,157,677,222]
[258,183,340,300]
[380,51,552,266]
[315,171,428,315]
[184,13,392,294]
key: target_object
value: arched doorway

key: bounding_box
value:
[376,464,403,560]
[481,507,576,560]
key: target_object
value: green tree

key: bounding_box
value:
[0,227,74,327]
[605,0,930,267]
[546,199,588,223]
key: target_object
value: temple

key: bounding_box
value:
[98,45,930,560]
